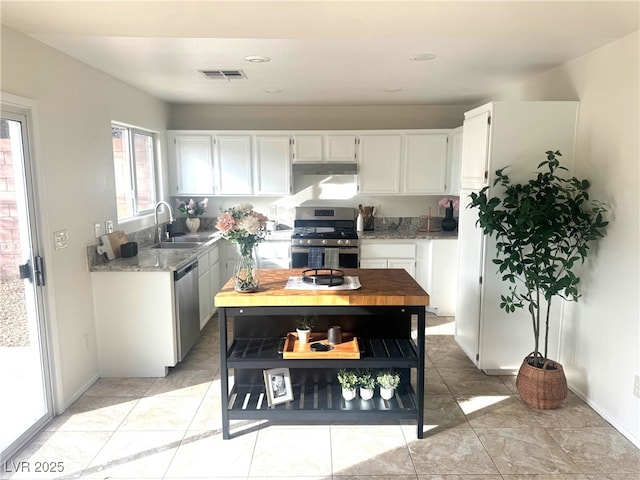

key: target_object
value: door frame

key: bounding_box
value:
[1,92,59,459]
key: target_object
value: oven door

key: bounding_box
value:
[291,246,359,269]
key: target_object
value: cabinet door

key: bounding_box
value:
[210,261,220,315]
[447,127,463,196]
[326,134,357,162]
[402,133,448,194]
[455,189,484,366]
[460,108,491,189]
[358,135,402,194]
[169,133,214,195]
[198,267,211,329]
[254,135,291,195]
[215,135,253,195]
[388,259,416,278]
[429,239,459,317]
[359,258,387,269]
[292,135,323,162]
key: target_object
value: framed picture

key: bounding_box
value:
[263,367,294,406]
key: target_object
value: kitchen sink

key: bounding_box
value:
[151,242,202,250]
[166,235,204,243]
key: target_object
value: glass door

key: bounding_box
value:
[0,107,53,459]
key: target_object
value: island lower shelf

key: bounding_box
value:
[227,380,418,421]
[227,337,419,368]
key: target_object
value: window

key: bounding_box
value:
[112,124,157,220]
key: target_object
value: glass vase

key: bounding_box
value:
[234,242,260,293]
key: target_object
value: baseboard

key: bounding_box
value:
[570,386,640,449]
[59,373,100,413]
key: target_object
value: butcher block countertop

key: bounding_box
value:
[214,268,429,307]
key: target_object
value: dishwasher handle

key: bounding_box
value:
[174,260,198,281]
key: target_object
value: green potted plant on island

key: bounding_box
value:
[376,370,400,400]
[356,369,376,400]
[337,369,358,401]
[295,315,316,344]
[468,150,608,409]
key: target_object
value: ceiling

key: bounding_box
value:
[2,1,638,106]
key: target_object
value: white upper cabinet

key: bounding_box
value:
[254,135,291,195]
[401,133,449,194]
[460,107,491,190]
[168,133,214,195]
[357,134,402,194]
[447,126,463,195]
[292,134,323,162]
[326,134,357,162]
[214,135,253,195]
[292,133,357,163]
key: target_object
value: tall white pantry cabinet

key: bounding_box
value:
[455,101,579,374]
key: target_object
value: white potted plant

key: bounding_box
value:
[295,315,316,344]
[376,370,400,400]
[357,369,376,400]
[337,369,358,401]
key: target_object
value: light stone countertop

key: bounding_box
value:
[89,228,293,273]
[89,233,223,273]
[359,229,458,240]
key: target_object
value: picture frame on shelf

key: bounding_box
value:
[263,367,294,407]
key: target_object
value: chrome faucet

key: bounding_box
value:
[154,200,175,243]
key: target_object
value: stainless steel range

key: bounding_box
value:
[290,206,359,269]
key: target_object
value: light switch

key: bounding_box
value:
[105,220,114,234]
[54,229,68,250]
[94,222,101,238]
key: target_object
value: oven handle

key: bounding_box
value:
[291,246,359,254]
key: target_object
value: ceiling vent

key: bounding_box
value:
[199,69,247,80]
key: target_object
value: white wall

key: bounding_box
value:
[492,31,640,446]
[1,27,170,410]
[169,104,469,130]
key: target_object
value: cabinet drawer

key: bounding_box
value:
[360,243,416,259]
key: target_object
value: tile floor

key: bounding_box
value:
[3,315,639,479]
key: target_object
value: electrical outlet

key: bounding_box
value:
[634,375,640,398]
[94,222,101,238]
[53,229,69,250]
[106,220,114,234]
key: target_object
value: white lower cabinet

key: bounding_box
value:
[91,271,177,377]
[361,238,458,317]
[197,242,221,329]
[423,239,459,317]
[359,241,416,277]
[257,240,290,269]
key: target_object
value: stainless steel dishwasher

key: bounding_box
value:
[174,259,200,361]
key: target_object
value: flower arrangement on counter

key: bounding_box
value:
[176,198,208,218]
[438,196,460,210]
[215,204,269,292]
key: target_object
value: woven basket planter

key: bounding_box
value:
[516,352,568,409]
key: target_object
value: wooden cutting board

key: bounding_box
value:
[98,230,128,260]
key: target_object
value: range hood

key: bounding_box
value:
[292,163,358,175]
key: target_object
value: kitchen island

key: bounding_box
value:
[215,268,429,439]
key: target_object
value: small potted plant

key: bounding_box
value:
[337,369,358,401]
[376,370,400,400]
[357,369,376,400]
[296,315,316,344]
